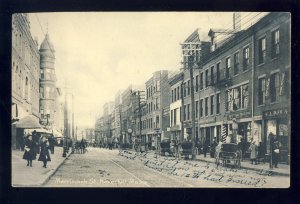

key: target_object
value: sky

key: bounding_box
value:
[28,12,266,128]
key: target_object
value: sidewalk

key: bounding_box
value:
[195,155,290,177]
[133,150,290,177]
[12,147,71,187]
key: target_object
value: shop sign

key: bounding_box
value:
[183,121,197,128]
[170,125,181,131]
[228,111,251,120]
[263,108,288,118]
[163,107,170,117]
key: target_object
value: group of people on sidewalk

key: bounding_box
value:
[22,131,53,168]
[197,132,282,168]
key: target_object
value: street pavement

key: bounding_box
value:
[44,147,290,188]
[12,147,71,187]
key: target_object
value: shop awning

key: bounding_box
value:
[52,129,63,138]
[16,115,42,129]
[31,128,52,134]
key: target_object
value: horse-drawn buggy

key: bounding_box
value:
[215,143,242,168]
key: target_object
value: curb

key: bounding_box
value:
[39,152,72,186]
[195,158,290,177]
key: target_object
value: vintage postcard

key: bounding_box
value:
[11,12,290,188]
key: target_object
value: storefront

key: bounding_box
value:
[263,108,290,164]
[168,125,181,141]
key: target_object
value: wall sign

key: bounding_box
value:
[263,108,288,119]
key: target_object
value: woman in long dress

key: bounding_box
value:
[38,136,51,168]
[22,135,36,167]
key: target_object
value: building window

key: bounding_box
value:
[272,29,280,58]
[200,99,203,117]
[233,87,241,110]
[270,73,280,102]
[225,57,231,78]
[216,63,220,83]
[180,107,182,121]
[258,78,266,105]
[174,88,177,101]
[216,93,220,114]
[210,95,214,115]
[195,101,199,118]
[210,66,214,85]
[177,85,180,100]
[171,110,173,125]
[25,77,28,99]
[234,52,239,75]
[241,84,249,109]
[183,82,187,97]
[187,104,190,120]
[200,72,203,90]
[195,75,199,92]
[171,90,174,102]
[258,37,266,64]
[243,46,250,70]
[40,69,44,79]
[226,83,249,111]
[184,105,187,121]
[174,108,177,125]
[205,69,209,88]
[40,87,43,98]
[205,97,208,116]
[187,80,191,95]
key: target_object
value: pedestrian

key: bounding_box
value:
[225,134,232,143]
[48,134,55,154]
[38,136,51,168]
[22,135,36,167]
[271,133,280,168]
[80,139,85,154]
[151,139,155,150]
[203,139,209,158]
[210,138,218,158]
[248,140,258,165]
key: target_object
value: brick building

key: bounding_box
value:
[11,13,40,149]
[176,12,290,163]
[139,70,171,149]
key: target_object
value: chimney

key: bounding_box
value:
[233,12,241,31]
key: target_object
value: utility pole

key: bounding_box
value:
[132,90,145,151]
[119,104,122,146]
[63,92,68,157]
[189,55,197,160]
[138,91,142,146]
[180,80,185,143]
[72,94,74,141]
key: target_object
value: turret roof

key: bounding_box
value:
[40,33,55,51]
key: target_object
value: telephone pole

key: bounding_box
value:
[189,55,197,160]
